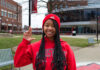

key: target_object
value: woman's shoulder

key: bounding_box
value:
[60,39,71,50]
[60,39,69,46]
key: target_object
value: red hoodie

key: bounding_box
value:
[14,37,76,70]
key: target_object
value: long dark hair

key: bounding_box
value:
[35,19,67,70]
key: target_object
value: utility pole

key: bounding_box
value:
[29,0,31,26]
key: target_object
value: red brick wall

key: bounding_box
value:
[0,0,22,32]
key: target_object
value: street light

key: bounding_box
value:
[29,0,32,26]
[96,8,99,42]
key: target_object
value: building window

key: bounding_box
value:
[4,11,7,16]
[48,0,54,2]
[7,3,10,9]
[59,0,64,1]
[88,3,94,6]
[60,4,63,9]
[66,5,68,8]
[0,0,2,6]
[13,6,16,11]
[51,0,54,1]
[0,0,17,11]
[3,0,5,7]
[55,5,58,11]
[5,1,7,8]
[13,14,17,19]
[1,0,5,7]
[1,9,7,17]
[8,12,10,18]
[77,4,80,7]
[59,9,100,22]
[10,13,12,18]
[1,10,4,16]
[6,2,8,8]
[8,12,12,18]
[5,2,17,11]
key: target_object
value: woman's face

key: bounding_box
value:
[43,19,56,40]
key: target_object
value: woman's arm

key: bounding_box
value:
[14,38,33,67]
[14,27,35,67]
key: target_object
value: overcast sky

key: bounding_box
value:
[14,0,48,28]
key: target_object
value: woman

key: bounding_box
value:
[14,14,76,70]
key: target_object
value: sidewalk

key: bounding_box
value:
[15,64,33,70]
[75,44,100,64]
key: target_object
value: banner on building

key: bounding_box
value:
[32,0,37,13]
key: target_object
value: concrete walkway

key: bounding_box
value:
[15,64,33,70]
[75,44,100,63]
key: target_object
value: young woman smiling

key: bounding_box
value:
[14,14,76,70]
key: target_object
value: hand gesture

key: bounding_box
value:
[23,27,35,42]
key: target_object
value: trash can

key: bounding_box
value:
[72,30,76,36]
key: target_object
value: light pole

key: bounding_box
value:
[96,8,99,42]
[29,0,32,26]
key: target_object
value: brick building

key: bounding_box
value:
[0,0,22,33]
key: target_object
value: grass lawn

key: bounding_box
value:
[0,35,42,49]
[0,65,13,70]
[0,34,99,49]
[61,37,90,47]
[0,34,99,70]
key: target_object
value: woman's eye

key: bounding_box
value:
[45,25,49,27]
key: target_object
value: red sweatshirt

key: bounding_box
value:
[14,37,76,70]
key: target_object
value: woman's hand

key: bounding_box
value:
[23,27,35,42]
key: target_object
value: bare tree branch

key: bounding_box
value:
[38,0,48,3]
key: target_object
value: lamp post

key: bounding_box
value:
[29,0,32,26]
[96,8,99,42]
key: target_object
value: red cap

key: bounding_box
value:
[42,14,60,30]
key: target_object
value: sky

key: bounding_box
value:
[13,0,48,28]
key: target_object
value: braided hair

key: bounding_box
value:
[35,19,68,70]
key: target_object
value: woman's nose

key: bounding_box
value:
[48,26,53,30]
